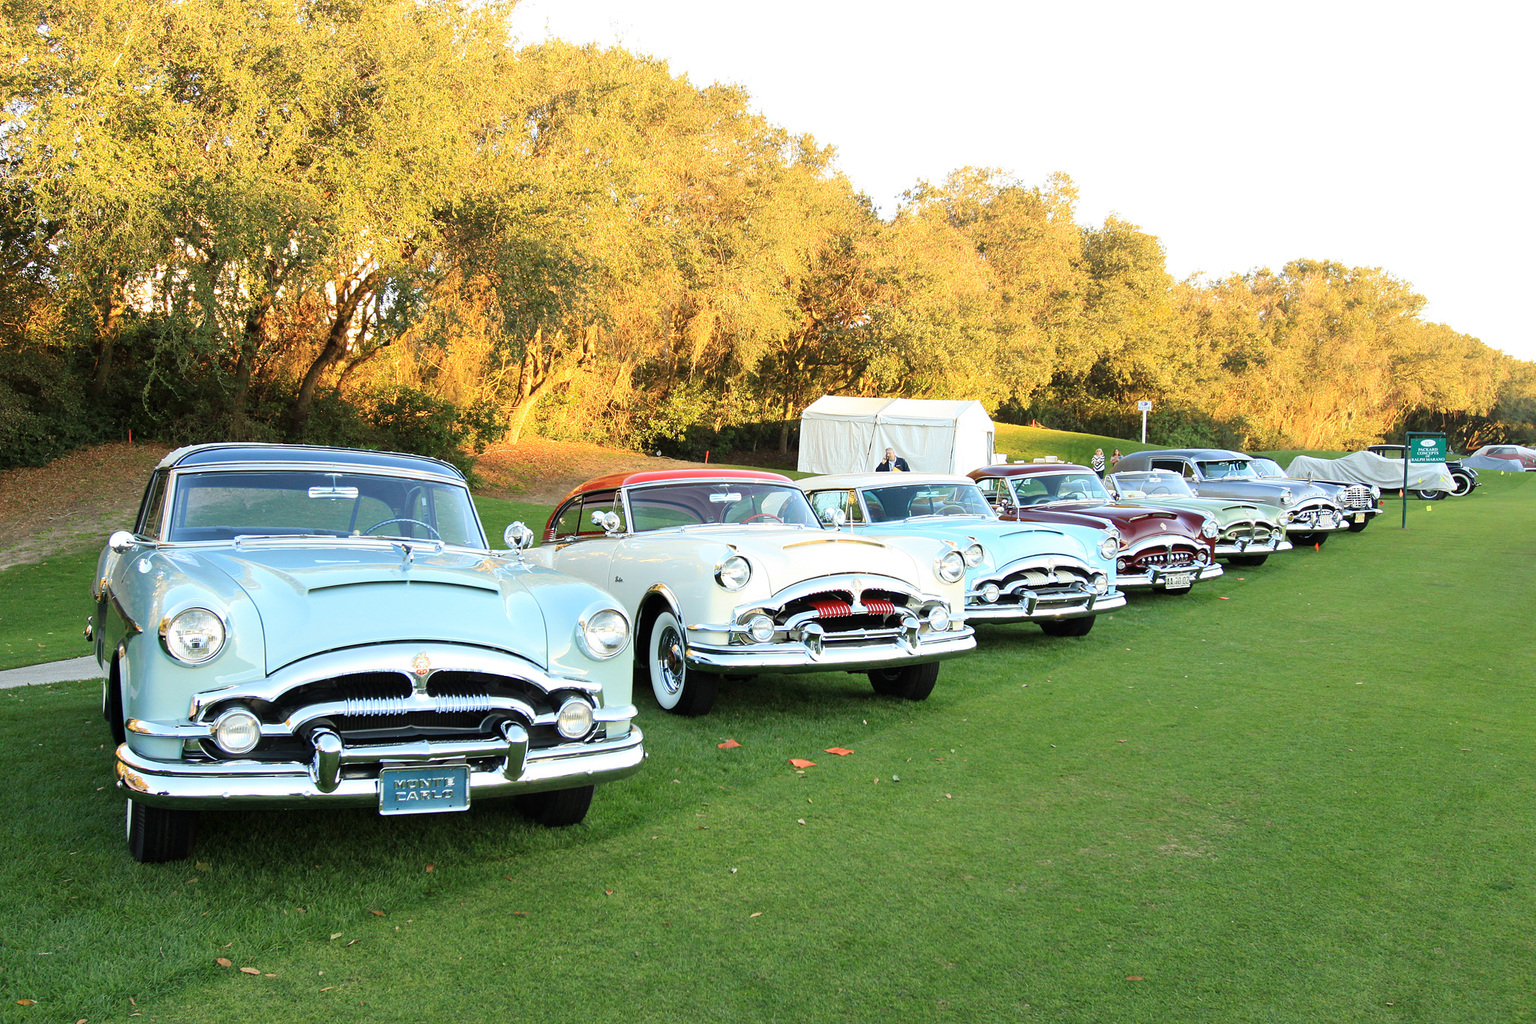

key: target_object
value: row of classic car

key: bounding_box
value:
[88,442,1387,862]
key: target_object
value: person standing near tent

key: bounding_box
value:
[875,447,910,472]
[1091,448,1106,477]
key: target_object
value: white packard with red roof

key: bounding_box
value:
[523,469,976,715]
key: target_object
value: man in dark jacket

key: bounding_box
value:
[875,447,910,472]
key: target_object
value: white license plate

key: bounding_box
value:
[1353,513,1365,523]
[379,765,470,815]
[1163,571,1193,590]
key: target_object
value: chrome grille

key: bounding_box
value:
[1338,485,1373,509]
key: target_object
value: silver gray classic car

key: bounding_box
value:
[528,469,975,716]
[799,473,1125,636]
[89,444,644,863]
[1110,449,1352,546]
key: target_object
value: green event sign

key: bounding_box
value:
[1401,432,1447,528]
[1408,435,1447,464]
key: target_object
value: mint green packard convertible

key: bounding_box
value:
[89,444,643,862]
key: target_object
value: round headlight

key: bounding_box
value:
[579,609,630,660]
[555,699,595,739]
[1200,519,1219,539]
[980,583,1001,604]
[926,605,951,631]
[1369,485,1381,499]
[746,613,776,644]
[716,555,751,591]
[212,708,261,755]
[1279,487,1293,506]
[1098,533,1120,560]
[963,542,985,567]
[161,608,226,664]
[1092,572,1109,595]
[936,550,965,583]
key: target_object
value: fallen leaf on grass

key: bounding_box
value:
[718,739,741,749]
[749,912,762,918]
[1218,596,1230,601]
[789,758,816,768]
[239,967,261,975]
[424,864,434,873]
[369,909,385,917]
[320,986,335,992]
[215,957,233,967]
[824,747,853,756]
[15,1000,34,1006]
[604,889,614,896]
[1126,975,1145,981]
[329,933,342,941]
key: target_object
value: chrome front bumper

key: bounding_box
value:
[1118,561,1224,591]
[685,627,975,675]
[1215,533,1294,557]
[964,588,1126,623]
[116,726,645,810]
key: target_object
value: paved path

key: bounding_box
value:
[0,656,101,690]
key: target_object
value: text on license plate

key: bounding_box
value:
[379,765,470,815]
[1353,513,1365,523]
[1163,571,1193,590]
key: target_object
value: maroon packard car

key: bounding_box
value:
[968,462,1222,593]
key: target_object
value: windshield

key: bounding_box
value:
[626,481,820,531]
[1009,471,1112,506]
[1249,459,1285,479]
[861,482,994,522]
[1109,472,1195,499]
[1195,459,1258,480]
[165,470,485,546]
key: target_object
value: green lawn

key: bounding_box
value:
[2,466,1533,1023]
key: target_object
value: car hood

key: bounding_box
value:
[701,526,936,593]
[1004,504,1204,543]
[1116,496,1278,526]
[851,517,1096,562]
[188,544,548,672]
[1192,479,1333,504]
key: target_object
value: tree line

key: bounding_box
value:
[4,0,1533,473]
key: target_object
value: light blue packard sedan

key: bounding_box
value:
[88,443,644,862]
[799,474,1126,637]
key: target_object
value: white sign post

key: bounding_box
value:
[1137,400,1152,443]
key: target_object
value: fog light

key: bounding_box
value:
[926,605,951,632]
[556,699,595,739]
[980,583,1001,604]
[1092,572,1109,595]
[212,709,261,755]
[746,613,776,644]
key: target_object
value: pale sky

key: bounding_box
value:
[508,0,1534,363]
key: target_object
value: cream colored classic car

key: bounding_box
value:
[526,470,976,716]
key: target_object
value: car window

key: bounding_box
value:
[807,489,863,525]
[626,482,818,531]
[136,470,169,538]
[863,483,992,519]
[973,477,1011,507]
[553,490,624,540]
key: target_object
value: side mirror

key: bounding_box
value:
[589,510,622,535]
[503,522,535,550]
[108,530,136,554]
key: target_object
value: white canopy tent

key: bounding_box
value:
[797,396,996,475]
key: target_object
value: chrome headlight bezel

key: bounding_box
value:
[936,550,965,584]
[1098,532,1120,560]
[555,698,596,740]
[962,542,985,567]
[159,607,227,665]
[1092,572,1109,595]
[715,554,752,591]
[577,608,630,660]
[1200,518,1219,540]
[212,708,261,754]
[1278,487,1293,506]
